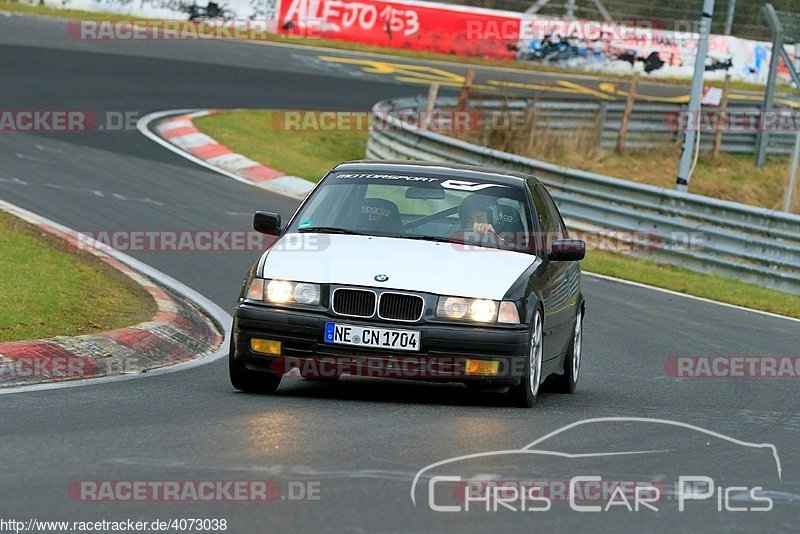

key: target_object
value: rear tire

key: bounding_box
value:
[509,309,543,408]
[551,307,582,394]
[229,338,282,394]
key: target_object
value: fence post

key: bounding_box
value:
[756,3,783,168]
[712,73,732,158]
[616,73,639,153]
[424,83,439,129]
[525,94,540,154]
[456,70,475,113]
[500,96,513,152]
[784,131,800,213]
[594,100,608,146]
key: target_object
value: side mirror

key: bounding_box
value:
[549,239,585,261]
[253,211,281,236]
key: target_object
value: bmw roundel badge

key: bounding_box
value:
[374,274,389,282]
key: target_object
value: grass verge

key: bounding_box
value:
[1,0,796,95]
[193,110,368,181]
[192,108,800,318]
[0,210,156,343]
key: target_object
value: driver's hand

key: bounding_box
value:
[473,222,497,235]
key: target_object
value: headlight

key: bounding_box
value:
[436,296,517,323]
[293,283,320,304]
[266,280,293,303]
[439,296,470,319]
[246,278,321,306]
[469,299,498,322]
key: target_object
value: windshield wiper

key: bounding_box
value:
[398,234,511,249]
[394,234,460,244]
[297,226,360,235]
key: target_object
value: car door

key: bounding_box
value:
[538,184,581,355]
[530,182,576,360]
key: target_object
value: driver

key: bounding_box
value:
[458,193,499,235]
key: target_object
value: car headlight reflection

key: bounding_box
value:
[436,296,513,323]
[246,278,321,306]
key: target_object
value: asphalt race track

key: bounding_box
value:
[2,13,800,532]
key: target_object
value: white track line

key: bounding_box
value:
[0,199,232,395]
[583,271,800,324]
[138,110,314,199]
[137,109,261,189]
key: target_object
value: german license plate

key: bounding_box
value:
[324,322,420,352]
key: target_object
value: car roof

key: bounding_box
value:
[332,160,541,188]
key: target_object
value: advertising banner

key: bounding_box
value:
[277,0,520,59]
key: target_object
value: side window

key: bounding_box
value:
[529,183,548,233]
[530,183,565,252]
[536,184,567,238]
[529,183,551,252]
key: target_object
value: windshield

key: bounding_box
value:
[288,171,534,252]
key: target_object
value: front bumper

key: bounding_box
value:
[233,303,529,386]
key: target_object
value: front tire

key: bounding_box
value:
[509,309,544,408]
[552,307,582,394]
[229,338,282,394]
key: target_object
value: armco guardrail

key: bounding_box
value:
[367,96,800,295]
[434,98,799,156]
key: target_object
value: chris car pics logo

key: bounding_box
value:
[411,417,781,513]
